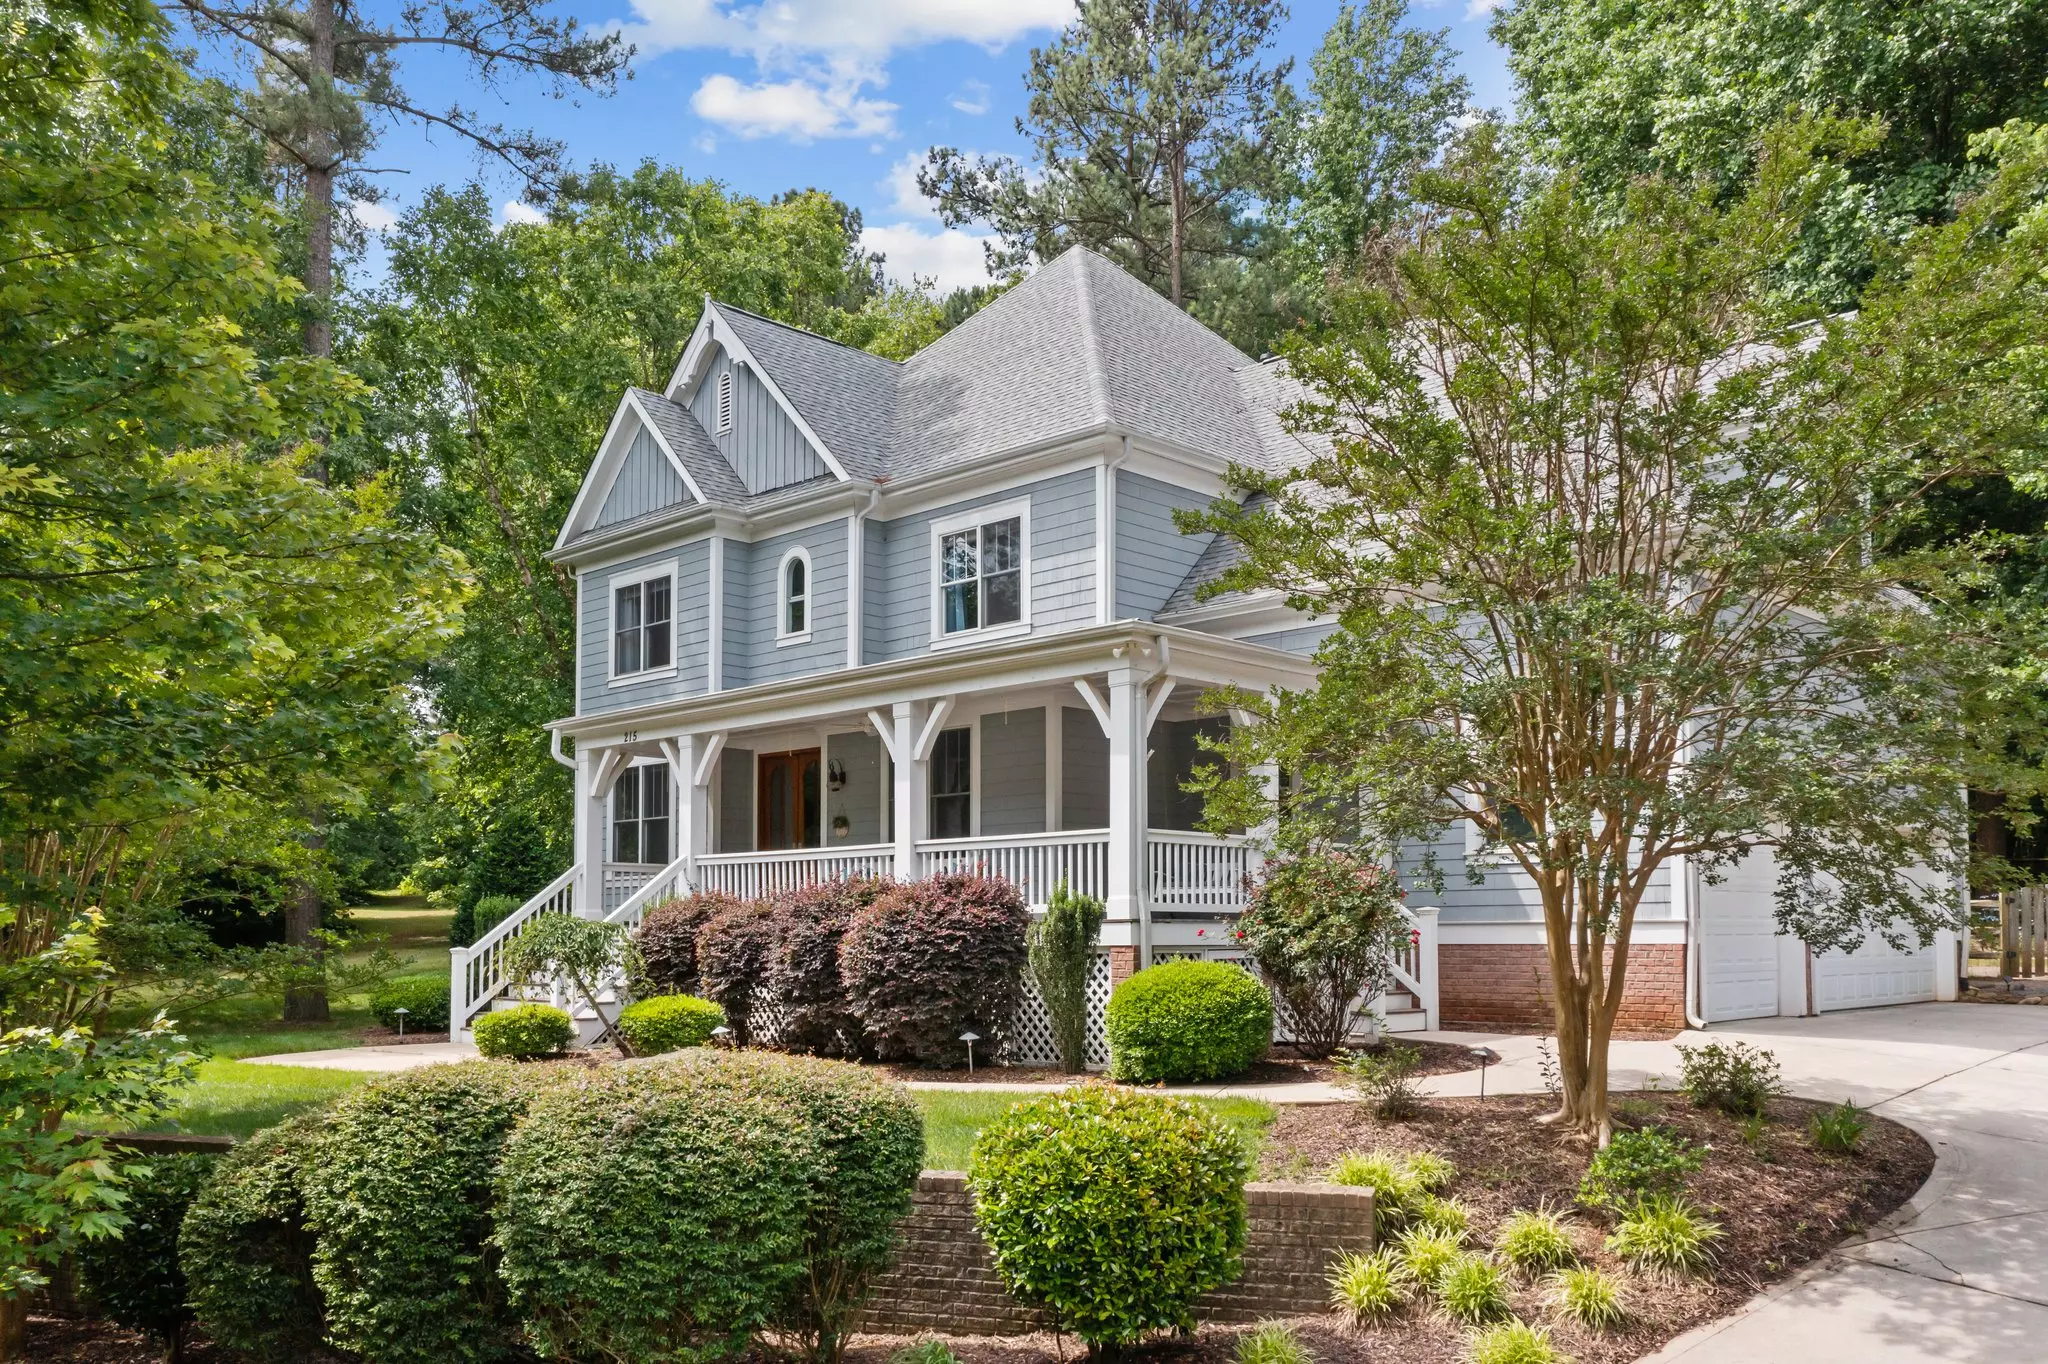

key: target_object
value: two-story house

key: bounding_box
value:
[450,247,1959,1045]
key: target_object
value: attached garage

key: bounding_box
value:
[1811,929,1937,1012]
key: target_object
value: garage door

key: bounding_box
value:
[1811,926,1935,1011]
[1698,854,1782,1022]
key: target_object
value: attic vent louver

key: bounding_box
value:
[715,369,734,435]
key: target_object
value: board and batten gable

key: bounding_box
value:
[579,539,712,716]
[1115,471,1215,619]
[686,345,829,494]
[720,519,850,689]
[863,469,1097,663]
[595,418,691,530]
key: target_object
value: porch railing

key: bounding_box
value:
[916,830,1111,907]
[602,864,660,915]
[603,854,694,933]
[448,865,577,1035]
[694,844,895,903]
[1148,830,1260,910]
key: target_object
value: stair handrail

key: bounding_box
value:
[448,864,578,1034]
[1389,902,1440,1029]
[603,852,693,932]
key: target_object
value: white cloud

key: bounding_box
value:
[1464,0,1506,16]
[881,150,937,219]
[692,73,897,141]
[862,222,997,295]
[501,200,547,226]
[351,199,398,232]
[949,78,991,115]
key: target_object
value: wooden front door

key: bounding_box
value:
[757,749,821,850]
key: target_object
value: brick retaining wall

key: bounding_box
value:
[860,1172,1374,1335]
[1438,942,1686,1034]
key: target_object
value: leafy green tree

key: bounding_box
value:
[1028,881,1105,1073]
[1186,121,2048,1141]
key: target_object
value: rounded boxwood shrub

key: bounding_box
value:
[77,1151,218,1362]
[840,873,1030,1064]
[968,1084,1249,1350]
[495,1050,923,1364]
[371,974,451,1033]
[765,877,891,1058]
[473,1002,575,1058]
[635,891,741,995]
[617,994,726,1054]
[300,1062,562,1364]
[697,897,778,1045]
[181,1107,332,1361]
[1105,960,1273,1083]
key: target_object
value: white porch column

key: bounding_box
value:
[576,747,608,917]
[1105,660,1147,950]
[891,700,927,880]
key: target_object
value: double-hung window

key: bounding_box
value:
[611,567,674,678]
[929,728,971,838]
[611,762,672,864]
[934,501,1027,641]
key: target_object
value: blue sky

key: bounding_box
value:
[260,1,1517,292]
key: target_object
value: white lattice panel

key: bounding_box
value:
[1006,953,1111,1069]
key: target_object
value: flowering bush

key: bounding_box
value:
[839,873,1029,1064]
[765,877,892,1057]
[1235,850,1410,1057]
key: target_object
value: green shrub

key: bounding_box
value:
[635,892,740,995]
[841,873,1031,1064]
[1236,850,1410,1056]
[1606,1194,1722,1275]
[371,974,451,1033]
[765,877,891,1058]
[1494,1208,1576,1275]
[76,1152,217,1362]
[1404,1150,1457,1194]
[300,1062,557,1364]
[1808,1100,1869,1154]
[1396,1224,1465,1288]
[1236,1323,1311,1364]
[1029,879,1105,1073]
[1468,1320,1565,1364]
[1334,1042,1425,1118]
[473,1002,575,1058]
[617,994,725,1054]
[1414,1194,1471,1240]
[889,1342,960,1364]
[1329,1248,1407,1323]
[472,893,521,942]
[1547,1264,1627,1330]
[1104,960,1273,1084]
[1437,1254,1512,1324]
[1677,1041,1784,1117]
[494,1051,923,1364]
[180,1108,331,1360]
[1577,1126,1703,1211]
[968,1084,1249,1350]
[1330,1150,1414,1235]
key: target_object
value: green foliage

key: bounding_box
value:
[1236,1323,1312,1364]
[1329,1148,1457,1236]
[1678,1041,1784,1117]
[616,994,725,1054]
[1235,851,1410,1056]
[371,975,451,1032]
[1494,1208,1577,1275]
[1404,1150,1457,1194]
[841,874,1031,1064]
[890,1342,961,1364]
[1808,1100,1870,1155]
[1328,1248,1408,1323]
[1028,879,1105,1073]
[1577,1127,1704,1212]
[300,1062,556,1364]
[696,898,778,1048]
[1606,1194,1723,1275]
[1335,1042,1425,1118]
[1105,960,1273,1084]
[1547,1264,1628,1331]
[765,877,890,1059]
[1436,1254,1513,1324]
[452,893,524,948]
[1468,1320,1566,1364]
[499,913,631,1052]
[1414,1194,1471,1240]
[74,1152,218,1359]
[1394,1224,1465,1288]
[179,1108,331,1359]
[968,1084,1250,1350]
[471,1003,574,1059]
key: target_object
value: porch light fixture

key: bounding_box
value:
[393,1007,410,1037]
[1469,1046,1499,1100]
[827,758,847,791]
[711,1025,733,1048]
[960,1031,981,1075]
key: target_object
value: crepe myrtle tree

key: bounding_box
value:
[1184,119,2048,1142]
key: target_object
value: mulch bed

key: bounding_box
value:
[879,1037,1478,1087]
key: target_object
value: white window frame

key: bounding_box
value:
[610,760,673,865]
[776,546,813,646]
[715,369,734,435]
[928,497,1031,650]
[606,559,680,685]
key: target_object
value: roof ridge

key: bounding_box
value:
[707,300,905,367]
[1070,249,1114,427]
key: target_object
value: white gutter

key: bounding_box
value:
[549,729,577,770]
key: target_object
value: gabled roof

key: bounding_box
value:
[709,306,899,481]
[628,388,748,504]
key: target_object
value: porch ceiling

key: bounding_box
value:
[551,620,1318,745]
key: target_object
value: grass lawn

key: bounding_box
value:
[914,1088,1277,1170]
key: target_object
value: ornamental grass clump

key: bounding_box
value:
[1414,1194,1472,1240]
[1329,1248,1408,1323]
[1606,1195,1723,1276]
[1437,1254,1513,1324]
[1494,1208,1577,1276]
[1330,1150,1415,1235]
[180,1108,331,1362]
[968,1084,1249,1351]
[1467,1320,1568,1364]
[1235,1324,1312,1364]
[1547,1265,1628,1330]
[1396,1224,1465,1289]
[1105,959,1273,1083]
[1404,1150,1457,1194]
[841,873,1030,1064]
[1808,1100,1869,1154]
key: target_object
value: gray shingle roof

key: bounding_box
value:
[711,306,901,481]
[627,388,749,504]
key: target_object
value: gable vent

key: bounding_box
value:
[715,370,734,435]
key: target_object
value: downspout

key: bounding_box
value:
[1679,851,1707,1031]
[549,728,577,770]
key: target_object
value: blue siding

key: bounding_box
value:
[980,708,1045,835]
[723,519,848,687]
[577,540,711,716]
[867,470,1097,662]
[1395,827,1674,927]
[1244,620,1341,656]
[827,730,885,845]
[595,419,690,528]
[687,344,828,493]
[1115,471,1214,619]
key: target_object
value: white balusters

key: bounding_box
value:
[448,865,578,1035]
[915,831,1111,907]
[1147,830,1258,910]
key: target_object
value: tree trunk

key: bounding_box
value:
[1168,147,1186,307]
[302,0,337,363]
[283,810,330,1023]
[0,1294,25,1361]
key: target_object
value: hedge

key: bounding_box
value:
[634,891,740,995]
[839,873,1030,1063]
[180,1108,331,1360]
[696,897,778,1045]
[764,877,890,1058]
[968,1084,1248,1349]
[473,1002,575,1059]
[77,1152,218,1361]
[371,974,451,1033]
[1105,960,1273,1083]
[617,994,725,1054]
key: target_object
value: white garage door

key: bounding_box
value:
[1698,855,1782,1022]
[1811,927,1935,1011]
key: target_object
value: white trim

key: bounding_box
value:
[775,546,813,646]
[1073,678,1112,735]
[1044,701,1063,831]
[604,558,680,685]
[1097,440,1126,623]
[929,496,1032,648]
[1144,678,1177,735]
[707,536,725,692]
[691,301,851,482]
[554,397,706,550]
[914,695,958,762]
[846,501,870,669]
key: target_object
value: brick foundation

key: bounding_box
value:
[1108,945,1139,986]
[1438,942,1687,1035]
[860,1172,1375,1334]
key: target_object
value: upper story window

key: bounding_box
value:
[611,762,670,864]
[610,563,675,680]
[715,370,734,434]
[778,548,811,644]
[932,499,1029,644]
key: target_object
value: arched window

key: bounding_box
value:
[778,548,811,642]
